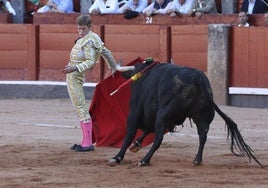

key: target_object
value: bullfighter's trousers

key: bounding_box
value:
[66,71,90,122]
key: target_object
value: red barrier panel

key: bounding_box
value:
[231,27,268,88]
[0,24,37,80]
[171,25,208,72]
[0,13,12,23]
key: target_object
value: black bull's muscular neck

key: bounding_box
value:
[109,62,262,167]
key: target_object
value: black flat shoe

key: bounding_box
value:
[75,145,94,152]
[70,144,81,150]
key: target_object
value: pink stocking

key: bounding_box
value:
[80,120,93,147]
[80,121,85,146]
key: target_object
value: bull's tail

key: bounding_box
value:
[211,102,263,167]
[197,71,263,167]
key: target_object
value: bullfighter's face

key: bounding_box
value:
[77,25,90,38]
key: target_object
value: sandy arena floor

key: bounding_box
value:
[0,99,268,188]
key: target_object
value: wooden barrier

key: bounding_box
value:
[85,24,208,78]
[104,25,170,64]
[36,24,208,82]
[33,13,80,25]
[171,25,208,72]
[0,23,209,82]
[1,22,267,84]
[229,26,268,108]
[231,26,268,88]
[38,24,76,81]
[0,13,13,23]
[0,24,37,80]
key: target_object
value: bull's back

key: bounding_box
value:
[133,63,203,109]
[152,64,213,112]
[130,63,214,129]
[133,63,208,102]
[150,64,198,81]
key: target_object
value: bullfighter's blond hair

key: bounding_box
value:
[76,14,91,27]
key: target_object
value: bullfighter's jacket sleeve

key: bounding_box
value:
[101,46,117,71]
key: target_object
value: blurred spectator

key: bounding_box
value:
[264,12,268,25]
[118,0,147,13]
[0,0,16,15]
[237,11,250,27]
[89,0,119,15]
[37,0,74,13]
[142,0,173,17]
[192,0,218,18]
[241,0,268,14]
[28,0,40,5]
[25,0,39,14]
[167,0,195,17]
[25,0,47,15]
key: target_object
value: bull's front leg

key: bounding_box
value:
[139,123,166,166]
[108,117,139,166]
[194,122,209,165]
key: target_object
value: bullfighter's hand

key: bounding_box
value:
[63,65,78,74]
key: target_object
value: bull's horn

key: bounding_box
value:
[117,59,123,66]
[116,65,135,72]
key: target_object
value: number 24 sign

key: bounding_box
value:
[145,17,153,24]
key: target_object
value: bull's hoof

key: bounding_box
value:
[129,142,142,153]
[107,157,122,167]
[193,160,202,166]
[138,161,149,167]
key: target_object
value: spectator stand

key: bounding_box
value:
[24,0,81,24]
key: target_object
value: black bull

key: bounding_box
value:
[108,60,262,167]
